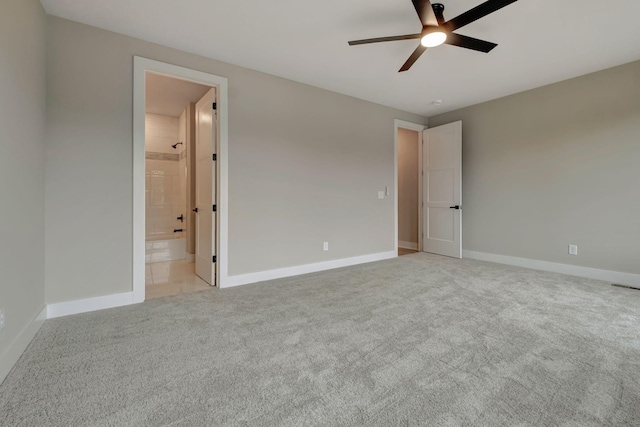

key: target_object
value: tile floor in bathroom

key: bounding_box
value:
[145,259,211,299]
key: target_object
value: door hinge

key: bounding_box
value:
[212,256,216,263]
[212,153,217,161]
[213,204,217,212]
[212,102,217,110]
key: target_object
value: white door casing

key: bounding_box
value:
[134,57,229,301]
[195,88,216,284]
[422,121,462,258]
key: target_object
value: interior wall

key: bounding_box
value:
[0,0,46,377]
[429,60,640,275]
[397,128,419,248]
[44,16,427,303]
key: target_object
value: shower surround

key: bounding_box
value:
[145,113,186,262]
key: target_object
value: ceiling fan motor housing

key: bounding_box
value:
[423,25,444,36]
[432,3,446,19]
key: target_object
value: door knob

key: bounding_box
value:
[449,205,460,209]
[192,207,198,213]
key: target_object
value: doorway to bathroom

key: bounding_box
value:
[144,73,213,298]
[133,57,229,302]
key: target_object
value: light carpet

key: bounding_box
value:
[1,253,639,426]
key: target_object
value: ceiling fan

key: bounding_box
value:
[348,0,519,72]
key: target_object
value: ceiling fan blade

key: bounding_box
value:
[411,0,439,26]
[445,33,497,52]
[399,44,428,72]
[348,33,422,46]
[445,0,518,31]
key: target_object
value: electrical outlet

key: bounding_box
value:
[323,242,329,251]
[0,308,5,331]
[568,245,578,255]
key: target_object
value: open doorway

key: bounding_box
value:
[397,127,421,256]
[133,57,229,303]
[144,73,214,299]
[394,120,425,256]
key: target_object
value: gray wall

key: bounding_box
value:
[45,17,426,303]
[397,128,419,246]
[429,61,640,274]
[0,0,46,362]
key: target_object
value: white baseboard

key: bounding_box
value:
[399,241,419,250]
[223,250,397,288]
[0,306,46,385]
[47,292,136,319]
[463,250,640,287]
[185,253,195,263]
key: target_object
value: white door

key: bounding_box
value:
[422,121,462,258]
[194,88,216,284]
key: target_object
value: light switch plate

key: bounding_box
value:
[378,191,385,199]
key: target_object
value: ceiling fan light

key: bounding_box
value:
[421,31,447,47]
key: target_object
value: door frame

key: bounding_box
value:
[394,119,426,254]
[133,56,229,302]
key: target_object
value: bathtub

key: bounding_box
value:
[145,234,186,263]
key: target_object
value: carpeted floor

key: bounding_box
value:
[1,253,640,426]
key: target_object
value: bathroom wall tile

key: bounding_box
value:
[145,114,180,154]
[148,175,164,190]
[145,114,186,240]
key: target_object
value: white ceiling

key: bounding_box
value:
[146,73,210,117]
[40,0,640,117]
